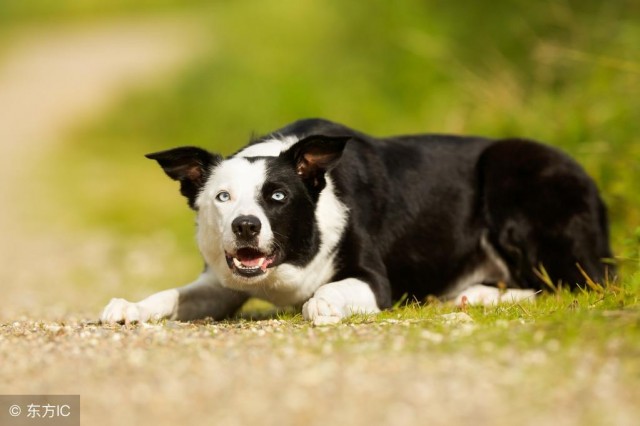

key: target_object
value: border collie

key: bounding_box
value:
[101,119,612,325]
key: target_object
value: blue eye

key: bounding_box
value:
[216,191,231,202]
[271,190,286,202]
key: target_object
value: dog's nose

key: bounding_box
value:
[232,215,262,240]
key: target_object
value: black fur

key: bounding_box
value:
[145,146,222,209]
[149,119,613,310]
[261,119,613,308]
[259,153,322,268]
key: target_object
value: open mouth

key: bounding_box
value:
[225,247,277,278]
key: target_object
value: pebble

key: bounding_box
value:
[439,312,474,324]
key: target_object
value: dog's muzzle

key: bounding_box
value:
[226,215,278,278]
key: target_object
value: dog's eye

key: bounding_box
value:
[215,191,231,202]
[271,190,286,202]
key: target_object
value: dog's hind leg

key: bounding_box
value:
[478,139,613,290]
[452,285,536,306]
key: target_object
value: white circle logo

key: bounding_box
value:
[9,404,21,417]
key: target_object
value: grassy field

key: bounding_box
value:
[1,1,639,425]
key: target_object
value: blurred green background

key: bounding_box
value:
[2,0,638,297]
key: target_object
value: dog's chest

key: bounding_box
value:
[247,258,339,306]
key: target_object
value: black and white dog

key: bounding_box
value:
[101,119,612,325]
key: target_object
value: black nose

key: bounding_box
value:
[232,215,262,240]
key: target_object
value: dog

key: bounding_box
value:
[101,118,613,325]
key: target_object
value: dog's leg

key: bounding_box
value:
[302,278,381,326]
[101,270,248,324]
[452,284,536,306]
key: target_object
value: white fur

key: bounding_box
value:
[453,284,536,306]
[197,158,274,256]
[101,136,355,324]
[194,134,350,307]
[480,233,511,282]
[441,233,536,306]
[444,233,513,299]
[197,170,349,306]
[101,289,179,324]
[235,135,299,158]
[101,270,248,323]
[302,278,381,326]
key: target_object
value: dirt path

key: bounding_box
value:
[0,14,206,319]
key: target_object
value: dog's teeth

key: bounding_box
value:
[232,255,267,270]
[260,257,270,271]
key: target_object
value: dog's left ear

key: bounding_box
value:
[283,135,349,190]
[145,146,222,209]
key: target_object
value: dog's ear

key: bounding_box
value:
[282,135,349,191]
[145,146,222,209]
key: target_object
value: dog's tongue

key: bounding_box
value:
[239,256,264,267]
[236,248,265,268]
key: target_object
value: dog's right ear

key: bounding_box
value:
[145,147,222,209]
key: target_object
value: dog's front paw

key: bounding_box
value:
[101,298,155,324]
[101,289,179,324]
[302,279,381,326]
[302,296,344,326]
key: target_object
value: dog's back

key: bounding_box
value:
[270,119,613,301]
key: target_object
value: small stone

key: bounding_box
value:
[439,312,474,324]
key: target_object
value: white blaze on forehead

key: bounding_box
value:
[197,157,273,253]
[236,135,299,158]
[204,157,267,203]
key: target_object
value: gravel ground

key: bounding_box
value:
[1,314,638,426]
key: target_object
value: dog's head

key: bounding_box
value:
[146,135,348,285]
